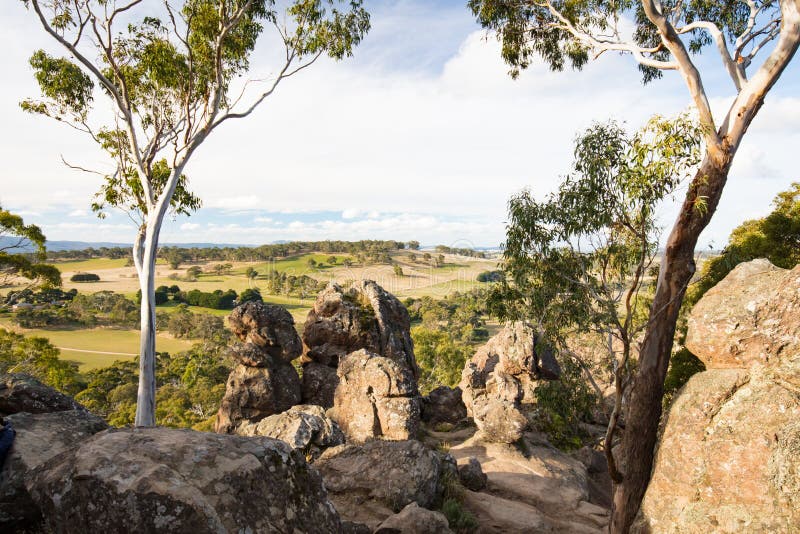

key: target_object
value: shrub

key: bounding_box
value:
[70,272,100,282]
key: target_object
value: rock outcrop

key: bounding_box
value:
[459,322,560,443]
[215,302,303,433]
[314,440,443,529]
[330,349,420,442]
[686,259,800,369]
[28,427,342,533]
[237,404,344,459]
[449,433,609,533]
[0,409,108,531]
[636,259,800,533]
[0,373,85,415]
[458,456,488,491]
[301,281,419,408]
[420,386,467,426]
[374,503,452,534]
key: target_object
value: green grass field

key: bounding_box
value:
[0,319,193,371]
[52,258,129,271]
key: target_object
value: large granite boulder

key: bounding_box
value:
[635,259,800,532]
[330,349,420,442]
[314,440,443,529]
[0,410,108,531]
[420,386,467,426]
[228,301,302,362]
[301,361,339,409]
[459,322,561,443]
[28,427,342,533]
[301,281,419,408]
[686,259,800,369]
[237,404,344,459]
[215,359,301,434]
[0,373,85,415]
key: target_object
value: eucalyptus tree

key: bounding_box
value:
[21,0,370,427]
[1,206,61,294]
[492,115,701,490]
[469,1,800,528]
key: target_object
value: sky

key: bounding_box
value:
[1,0,798,249]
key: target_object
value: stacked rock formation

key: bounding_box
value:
[215,302,303,433]
[300,281,419,408]
[459,322,561,443]
[635,259,800,532]
[300,281,422,442]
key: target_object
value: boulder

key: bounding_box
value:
[0,410,108,531]
[301,361,339,409]
[458,457,488,492]
[215,362,301,434]
[686,259,800,369]
[228,301,303,362]
[237,404,344,459]
[374,503,452,534]
[461,367,527,443]
[314,440,442,529]
[331,349,420,442]
[302,281,418,372]
[634,359,800,532]
[459,323,562,443]
[0,373,85,415]
[420,386,467,426]
[28,427,342,533]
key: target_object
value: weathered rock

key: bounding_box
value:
[215,362,301,434]
[634,358,800,533]
[301,361,339,409]
[450,433,607,532]
[315,440,442,529]
[302,281,418,374]
[0,373,85,415]
[237,404,344,458]
[421,386,467,426]
[331,349,420,442]
[459,323,562,443]
[686,259,800,369]
[461,367,527,443]
[342,520,372,534]
[0,410,108,531]
[374,503,452,534]
[228,301,303,362]
[458,456,488,491]
[28,427,342,533]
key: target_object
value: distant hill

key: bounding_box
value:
[0,237,255,252]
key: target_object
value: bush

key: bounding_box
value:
[70,272,100,282]
[239,288,263,303]
[476,270,504,283]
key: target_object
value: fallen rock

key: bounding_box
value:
[686,259,800,369]
[28,427,342,533]
[459,323,562,443]
[215,362,301,434]
[458,457,488,492]
[0,410,108,531]
[634,359,800,532]
[237,404,344,459]
[314,440,442,529]
[420,386,467,426]
[374,502,452,534]
[331,349,420,442]
[0,373,85,415]
[301,361,339,409]
[228,301,303,362]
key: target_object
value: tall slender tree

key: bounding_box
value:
[468,0,800,530]
[21,0,370,427]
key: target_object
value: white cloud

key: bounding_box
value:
[180,223,201,231]
[68,209,88,217]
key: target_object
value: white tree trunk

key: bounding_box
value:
[134,220,162,427]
